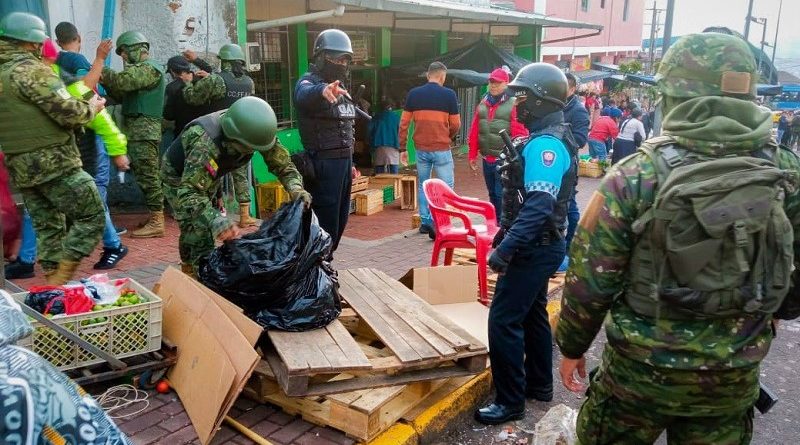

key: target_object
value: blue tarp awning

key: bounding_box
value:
[573,69,611,83]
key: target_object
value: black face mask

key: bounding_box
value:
[321,62,349,83]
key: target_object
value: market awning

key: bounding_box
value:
[333,0,603,30]
[573,69,611,83]
[592,62,620,73]
[623,73,783,96]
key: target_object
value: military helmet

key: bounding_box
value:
[221,97,278,152]
[508,63,568,118]
[218,43,245,62]
[656,32,757,99]
[115,30,149,55]
[0,12,48,44]
[313,29,353,59]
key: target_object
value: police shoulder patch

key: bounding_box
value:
[541,150,556,167]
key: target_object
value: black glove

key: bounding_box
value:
[488,249,511,275]
[492,228,506,249]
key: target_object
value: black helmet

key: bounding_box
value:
[508,63,568,118]
[313,29,353,59]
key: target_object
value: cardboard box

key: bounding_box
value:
[400,265,489,350]
[154,267,263,445]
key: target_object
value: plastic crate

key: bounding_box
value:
[255,182,291,218]
[14,279,163,371]
[381,185,394,204]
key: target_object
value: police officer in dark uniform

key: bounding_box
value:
[474,63,578,425]
[163,53,214,138]
[294,29,358,251]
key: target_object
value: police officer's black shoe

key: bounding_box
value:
[419,224,433,235]
[474,403,525,425]
[5,260,34,279]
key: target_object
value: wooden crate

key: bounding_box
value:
[578,161,604,178]
[255,182,290,217]
[370,174,404,199]
[262,268,488,397]
[354,189,384,216]
[351,176,370,193]
[246,361,448,442]
[400,176,418,210]
[451,248,565,301]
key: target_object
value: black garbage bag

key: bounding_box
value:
[197,200,341,331]
[24,289,66,315]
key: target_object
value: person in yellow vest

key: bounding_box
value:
[467,68,528,221]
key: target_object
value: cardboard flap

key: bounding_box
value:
[156,267,260,445]
[401,265,479,305]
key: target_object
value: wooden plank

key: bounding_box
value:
[344,269,459,358]
[338,272,436,363]
[271,329,333,373]
[360,269,487,353]
[350,269,471,352]
[302,364,477,396]
[325,320,372,369]
[262,345,309,396]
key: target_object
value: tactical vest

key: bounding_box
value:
[0,59,75,155]
[166,79,207,136]
[296,73,356,153]
[477,97,515,158]
[121,60,166,118]
[625,136,796,320]
[165,111,252,177]
[500,123,578,232]
[210,71,253,111]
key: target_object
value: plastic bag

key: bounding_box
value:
[81,274,129,305]
[25,286,94,316]
[198,200,341,331]
[533,404,577,445]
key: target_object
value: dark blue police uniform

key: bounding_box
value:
[294,68,356,251]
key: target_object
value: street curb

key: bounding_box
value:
[366,370,493,445]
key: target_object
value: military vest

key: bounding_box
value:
[0,59,75,155]
[210,71,253,111]
[121,59,166,118]
[166,111,252,177]
[296,72,356,153]
[626,136,796,320]
[477,97,515,158]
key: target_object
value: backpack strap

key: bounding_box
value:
[631,136,682,234]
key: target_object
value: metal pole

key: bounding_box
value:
[661,0,676,56]
[744,0,755,40]
[758,18,767,79]
[772,0,782,65]
[648,2,658,74]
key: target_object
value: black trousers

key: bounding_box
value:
[308,157,352,252]
[488,239,565,407]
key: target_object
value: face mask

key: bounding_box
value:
[123,45,147,64]
[321,62,348,83]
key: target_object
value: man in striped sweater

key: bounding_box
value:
[399,62,461,238]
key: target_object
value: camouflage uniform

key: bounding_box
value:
[557,33,800,444]
[183,62,255,206]
[101,62,164,211]
[161,124,303,272]
[0,39,104,272]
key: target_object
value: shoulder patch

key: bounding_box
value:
[205,159,219,177]
[542,150,556,167]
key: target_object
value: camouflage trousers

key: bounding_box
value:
[162,182,215,272]
[20,169,104,270]
[576,347,755,445]
[128,140,164,211]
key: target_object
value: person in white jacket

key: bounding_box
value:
[612,108,647,164]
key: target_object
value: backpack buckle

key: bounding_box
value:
[660,146,683,168]
[734,221,749,247]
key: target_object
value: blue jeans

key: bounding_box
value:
[488,239,566,407]
[482,158,502,221]
[374,165,399,174]
[416,150,455,227]
[94,137,121,249]
[588,139,607,161]
[19,210,36,264]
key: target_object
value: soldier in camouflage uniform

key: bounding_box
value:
[101,31,166,238]
[182,44,258,227]
[161,96,309,275]
[557,33,800,444]
[0,12,105,285]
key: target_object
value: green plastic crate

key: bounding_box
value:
[382,185,394,204]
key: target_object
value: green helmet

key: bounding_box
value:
[115,30,149,55]
[0,12,48,43]
[656,32,757,100]
[221,97,277,152]
[218,43,245,62]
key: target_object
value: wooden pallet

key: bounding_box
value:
[351,176,370,193]
[451,249,566,300]
[263,268,488,397]
[370,174,404,200]
[246,361,448,442]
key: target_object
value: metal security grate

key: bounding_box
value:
[251,28,294,128]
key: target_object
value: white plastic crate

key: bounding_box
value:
[13,278,163,371]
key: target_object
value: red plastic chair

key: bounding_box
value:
[423,178,500,305]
